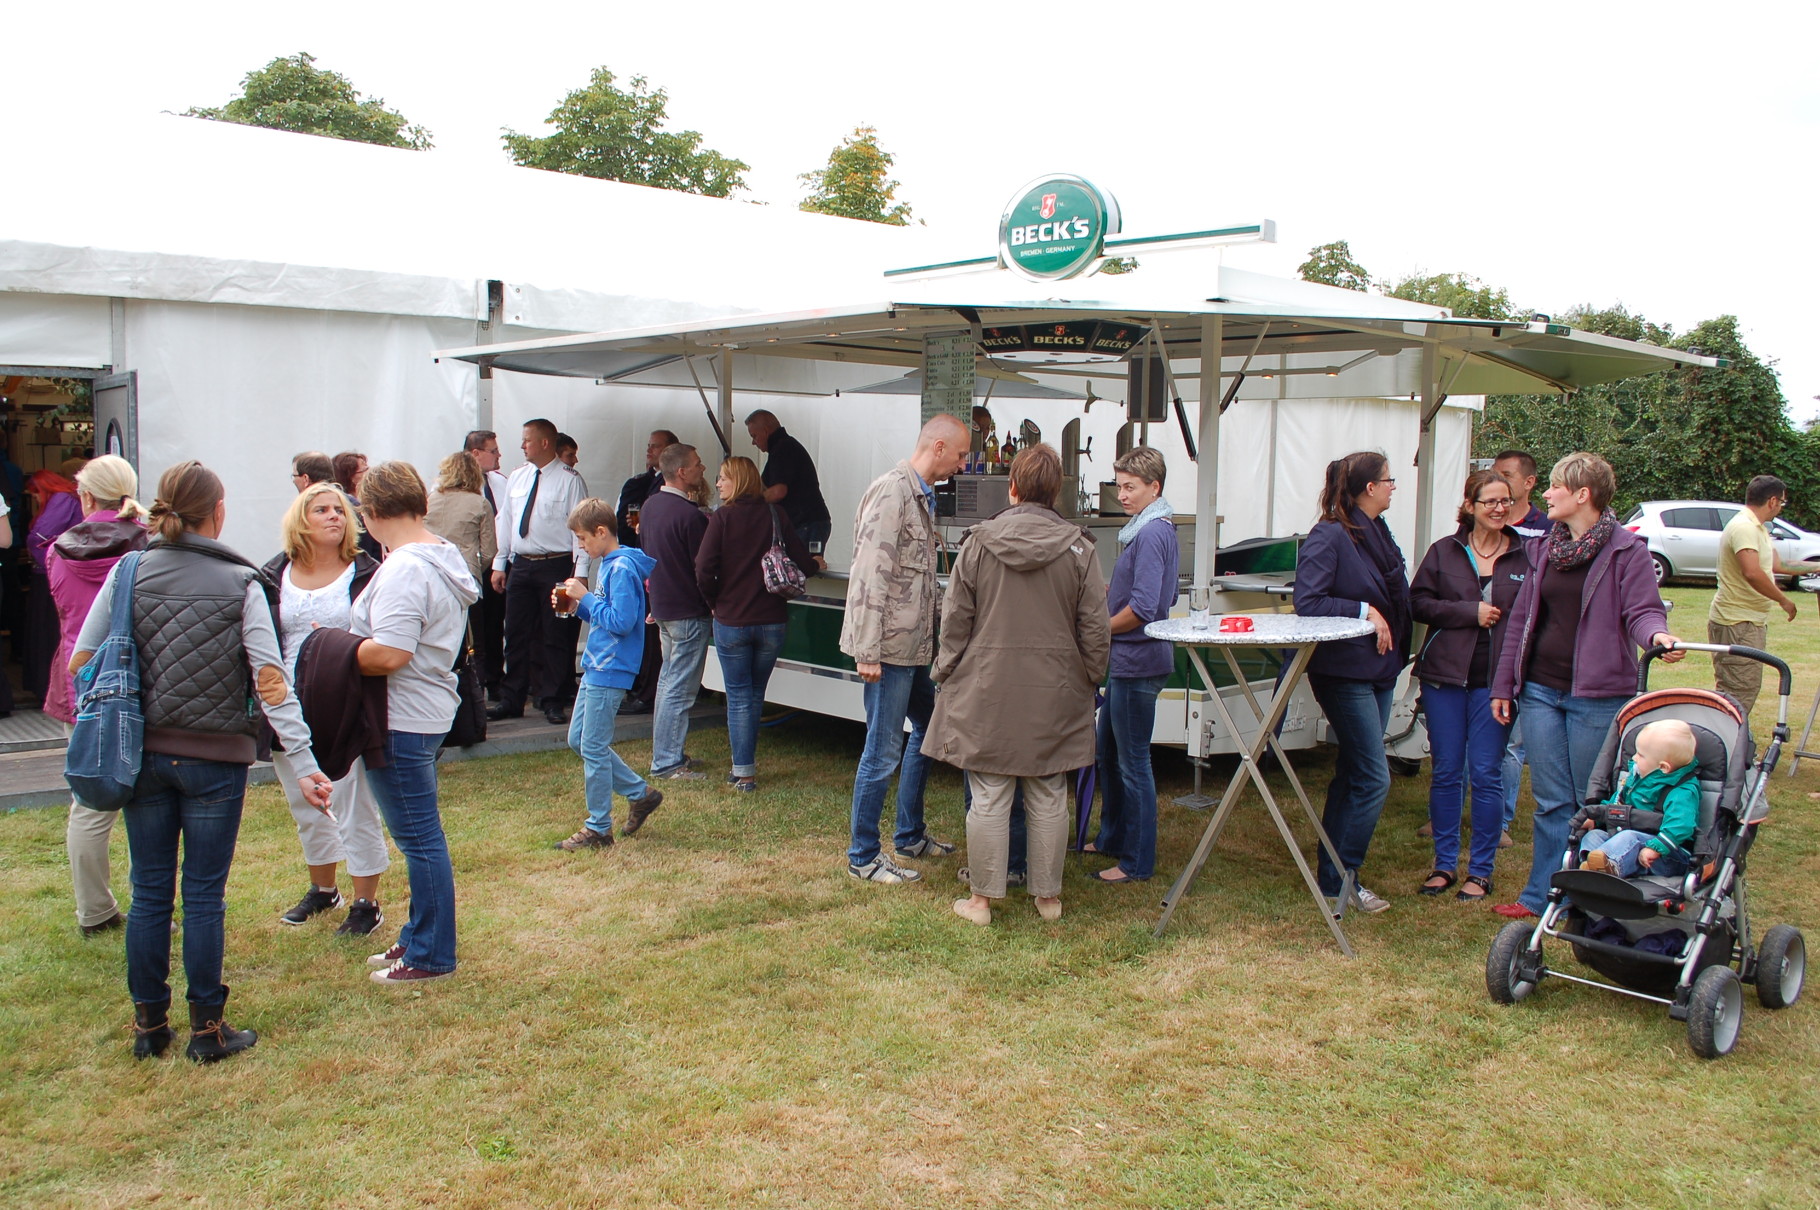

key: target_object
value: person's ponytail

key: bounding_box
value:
[1317,451,1386,540]
[147,460,224,542]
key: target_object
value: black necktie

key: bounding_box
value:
[483,479,496,511]
[518,468,540,539]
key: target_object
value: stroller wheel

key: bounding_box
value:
[1687,966,1744,1059]
[1487,921,1541,1003]
[1756,925,1806,1010]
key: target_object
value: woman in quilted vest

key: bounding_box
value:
[70,461,332,1063]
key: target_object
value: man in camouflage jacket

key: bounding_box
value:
[841,414,969,883]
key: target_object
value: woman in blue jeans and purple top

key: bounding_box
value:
[1408,469,1526,901]
[1292,451,1412,915]
[696,457,819,792]
[70,461,333,1062]
[1089,447,1180,883]
[349,462,480,985]
[1490,452,1682,920]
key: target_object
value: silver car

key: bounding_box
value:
[1622,500,1820,584]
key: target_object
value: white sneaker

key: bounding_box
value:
[849,855,922,884]
[1350,885,1391,914]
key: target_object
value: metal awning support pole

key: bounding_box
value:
[718,348,736,459]
[1413,343,1441,562]
[1195,314,1223,584]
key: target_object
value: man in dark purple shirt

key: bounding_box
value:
[637,443,712,781]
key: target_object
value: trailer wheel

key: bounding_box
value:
[1756,925,1806,1010]
[1387,755,1423,778]
[1687,965,1744,1059]
[1487,921,1541,1003]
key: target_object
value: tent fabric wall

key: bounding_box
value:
[126,299,478,553]
[0,292,111,368]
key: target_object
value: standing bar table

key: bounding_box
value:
[1145,613,1376,954]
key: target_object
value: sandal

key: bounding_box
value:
[1416,869,1457,896]
[1455,875,1491,902]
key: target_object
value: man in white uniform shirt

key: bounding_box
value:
[489,418,590,726]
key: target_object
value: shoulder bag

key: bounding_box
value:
[64,551,145,810]
[761,504,807,599]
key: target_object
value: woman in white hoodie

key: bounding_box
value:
[346,461,480,987]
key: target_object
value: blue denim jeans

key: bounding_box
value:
[1515,683,1626,913]
[365,731,457,974]
[123,755,247,1007]
[713,620,786,777]
[962,772,1027,877]
[846,662,935,866]
[1579,828,1693,879]
[1421,682,1511,880]
[651,616,712,775]
[1094,673,1167,880]
[570,684,650,834]
[1501,717,1526,831]
[1310,675,1395,897]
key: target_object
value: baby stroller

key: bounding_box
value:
[1487,643,1807,1058]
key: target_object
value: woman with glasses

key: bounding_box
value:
[1408,469,1528,901]
[1293,451,1412,915]
[1489,452,1682,920]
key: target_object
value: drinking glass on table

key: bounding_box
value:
[1189,586,1213,630]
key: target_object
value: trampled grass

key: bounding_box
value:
[2,586,1817,1208]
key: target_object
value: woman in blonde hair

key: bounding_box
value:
[47,454,149,935]
[261,483,388,937]
[425,451,497,647]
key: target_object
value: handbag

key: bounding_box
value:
[64,551,145,810]
[442,621,488,749]
[760,504,807,599]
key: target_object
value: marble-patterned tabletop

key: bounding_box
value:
[1144,614,1376,646]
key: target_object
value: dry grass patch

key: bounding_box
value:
[2,586,1818,1207]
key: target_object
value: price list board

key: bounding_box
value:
[921,331,977,425]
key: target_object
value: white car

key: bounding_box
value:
[1622,500,1820,584]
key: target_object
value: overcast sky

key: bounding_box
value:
[14,1,1819,417]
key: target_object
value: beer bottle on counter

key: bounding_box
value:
[984,431,999,468]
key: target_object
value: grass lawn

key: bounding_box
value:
[3,586,1818,1208]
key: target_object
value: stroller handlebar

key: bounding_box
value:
[1639,642,1793,699]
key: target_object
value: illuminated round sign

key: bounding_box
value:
[997,174,1120,282]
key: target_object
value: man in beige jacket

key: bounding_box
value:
[842,414,969,883]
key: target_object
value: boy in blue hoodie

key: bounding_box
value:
[1577,718,1702,878]
[550,499,663,851]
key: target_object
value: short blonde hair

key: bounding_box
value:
[567,497,617,536]
[436,451,484,494]
[1550,451,1617,512]
[360,461,428,520]
[718,456,764,502]
[1637,718,1697,771]
[75,454,148,522]
[281,482,360,569]
[1113,446,1167,491]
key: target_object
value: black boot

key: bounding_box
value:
[185,995,258,1064]
[131,1000,173,1060]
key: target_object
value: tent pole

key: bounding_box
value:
[1413,343,1440,561]
[719,348,735,459]
[1195,314,1223,585]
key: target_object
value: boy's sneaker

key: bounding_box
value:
[280,886,342,925]
[1350,885,1391,914]
[653,765,705,781]
[367,942,406,968]
[336,899,384,937]
[895,835,956,859]
[849,854,922,884]
[370,960,454,987]
[622,789,664,836]
[553,827,614,852]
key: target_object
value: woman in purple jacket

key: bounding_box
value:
[1293,451,1412,915]
[1489,452,1682,919]
[1408,469,1526,902]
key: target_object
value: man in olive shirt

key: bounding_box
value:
[1709,475,1798,715]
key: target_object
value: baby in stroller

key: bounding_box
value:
[1576,718,1701,879]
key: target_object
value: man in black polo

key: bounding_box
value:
[745,410,830,551]
[616,430,677,549]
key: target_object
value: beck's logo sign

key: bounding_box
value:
[997,174,1120,283]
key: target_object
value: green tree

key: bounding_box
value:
[182,52,431,150]
[502,68,748,198]
[1297,241,1371,291]
[798,126,914,225]
[1386,271,1519,320]
[1098,257,1139,275]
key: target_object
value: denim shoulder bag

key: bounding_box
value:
[64,551,145,810]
